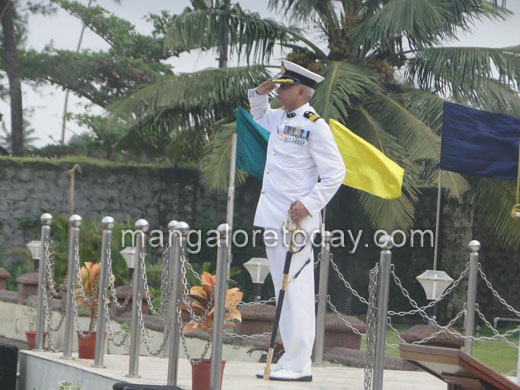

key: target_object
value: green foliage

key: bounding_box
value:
[200,0,517,246]
[108,66,270,162]
[0,239,33,291]
[18,214,134,288]
[164,2,298,64]
[56,381,83,390]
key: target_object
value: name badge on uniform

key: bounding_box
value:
[280,125,310,145]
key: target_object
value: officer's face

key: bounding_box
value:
[276,84,303,107]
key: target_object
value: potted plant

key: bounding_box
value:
[23,296,48,350]
[180,272,243,390]
[75,261,101,359]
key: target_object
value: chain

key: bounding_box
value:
[238,297,276,306]
[478,264,520,318]
[389,262,470,317]
[71,290,97,339]
[41,283,59,352]
[177,303,212,363]
[387,268,518,345]
[105,247,132,310]
[73,239,96,304]
[475,305,520,348]
[327,296,366,337]
[136,293,172,356]
[40,242,66,352]
[159,246,171,315]
[44,239,62,298]
[139,246,171,316]
[183,252,201,282]
[330,255,369,306]
[223,330,272,340]
[180,250,212,323]
[364,264,379,390]
[386,309,466,348]
[102,287,130,347]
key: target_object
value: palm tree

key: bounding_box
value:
[204,0,520,248]
[108,0,297,164]
[111,0,520,247]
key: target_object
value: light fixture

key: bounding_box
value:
[416,270,454,300]
[120,246,137,282]
[244,257,270,302]
[26,240,41,271]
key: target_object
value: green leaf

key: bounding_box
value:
[164,4,298,64]
[474,177,520,250]
[406,46,520,95]
[311,61,381,122]
[200,122,248,191]
[364,94,440,161]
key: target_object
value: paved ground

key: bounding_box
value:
[21,351,448,390]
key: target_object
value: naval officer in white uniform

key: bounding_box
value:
[249,60,346,381]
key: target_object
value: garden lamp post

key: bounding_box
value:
[26,240,41,271]
[244,257,270,302]
[120,246,137,283]
[416,269,454,322]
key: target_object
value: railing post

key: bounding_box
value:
[92,216,115,367]
[35,213,53,351]
[167,221,189,386]
[163,219,178,357]
[372,235,393,390]
[127,219,148,378]
[314,230,331,365]
[62,215,82,358]
[464,240,480,355]
[209,223,231,390]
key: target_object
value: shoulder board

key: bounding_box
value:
[304,111,321,122]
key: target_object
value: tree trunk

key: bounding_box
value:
[217,0,230,69]
[1,0,24,156]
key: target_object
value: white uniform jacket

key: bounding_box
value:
[248,88,346,233]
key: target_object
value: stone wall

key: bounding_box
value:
[0,157,260,262]
[0,157,518,321]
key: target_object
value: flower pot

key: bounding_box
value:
[25,330,47,350]
[191,359,226,390]
[77,331,104,359]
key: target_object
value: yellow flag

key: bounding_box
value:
[329,119,404,199]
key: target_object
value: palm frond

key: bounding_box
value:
[347,106,421,230]
[311,61,381,122]
[474,177,520,250]
[357,192,417,231]
[353,0,509,58]
[405,46,520,95]
[393,88,470,198]
[353,0,448,56]
[452,78,520,117]
[365,94,440,161]
[108,66,270,125]
[268,0,339,28]
[200,122,248,191]
[164,4,298,64]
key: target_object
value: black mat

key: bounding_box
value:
[0,343,18,390]
[112,383,182,390]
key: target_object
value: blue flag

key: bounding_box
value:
[236,107,269,179]
[440,102,520,179]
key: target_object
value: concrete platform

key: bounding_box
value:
[18,350,447,390]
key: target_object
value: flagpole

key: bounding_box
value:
[226,132,238,273]
[433,170,443,271]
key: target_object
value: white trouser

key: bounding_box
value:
[265,231,315,373]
